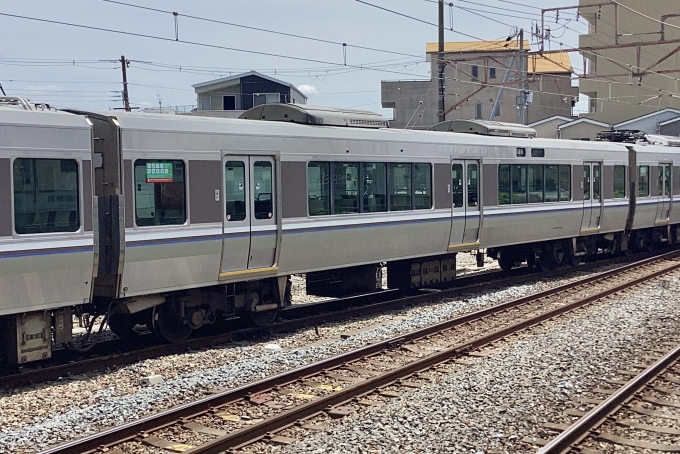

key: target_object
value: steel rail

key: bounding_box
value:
[38,250,680,454]
[538,343,680,454]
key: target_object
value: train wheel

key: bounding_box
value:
[108,305,142,339]
[249,309,279,327]
[152,302,191,343]
[498,253,514,272]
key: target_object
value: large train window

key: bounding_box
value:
[613,165,626,198]
[414,163,432,209]
[308,162,330,216]
[559,166,571,201]
[512,164,528,204]
[388,163,412,211]
[333,162,359,214]
[528,164,543,203]
[544,165,558,202]
[12,158,80,234]
[225,161,246,222]
[361,163,387,213]
[134,160,186,227]
[674,166,680,196]
[498,165,510,205]
[638,166,649,197]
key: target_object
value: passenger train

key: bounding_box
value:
[1,97,679,364]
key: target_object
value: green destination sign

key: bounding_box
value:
[146,162,173,183]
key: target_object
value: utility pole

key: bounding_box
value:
[438,0,446,122]
[517,29,527,125]
[0,83,6,96]
[119,55,131,112]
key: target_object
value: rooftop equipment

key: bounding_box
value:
[239,104,389,129]
[428,119,537,138]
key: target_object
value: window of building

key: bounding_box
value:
[472,65,479,79]
[544,165,558,202]
[613,165,626,198]
[223,95,236,111]
[361,163,387,213]
[498,164,510,205]
[13,158,80,234]
[253,93,281,107]
[512,164,528,204]
[413,163,432,209]
[388,163,412,211]
[308,162,330,216]
[475,103,482,119]
[253,161,273,219]
[638,166,649,197]
[225,161,246,221]
[333,162,359,214]
[134,160,186,226]
[489,67,496,79]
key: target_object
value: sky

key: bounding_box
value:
[0,0,589,117]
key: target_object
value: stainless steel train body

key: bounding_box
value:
[2,105,680,363]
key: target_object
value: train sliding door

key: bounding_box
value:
[656,163,671,223]
[220,154,278,276]
[580,161,602,233]
[449,159,480,250]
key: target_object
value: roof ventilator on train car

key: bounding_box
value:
[428,119,537,138]
[239,103,389,128]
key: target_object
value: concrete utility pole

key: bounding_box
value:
[120,55,131,112]
[517,29,528,125]
[438,0,446,122]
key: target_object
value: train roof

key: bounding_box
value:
[81,110,631,154]
[0,105,92,130]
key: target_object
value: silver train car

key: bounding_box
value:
[1,100,679,363]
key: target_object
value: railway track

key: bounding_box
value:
[0,251,652,390]
[38,250,680,454]
[538,342,680,453]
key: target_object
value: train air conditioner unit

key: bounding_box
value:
[428,119,537,138]
[0,96,33,110]
[239,103,389,129]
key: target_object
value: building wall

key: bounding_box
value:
[531,118,571,138]
[382,51,576,129]
[579,0,680,124]
[615,111,680,134]
[559,122,608,140]
[661,121,680,136]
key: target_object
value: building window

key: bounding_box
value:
[475,103,482,119]
[134,160,186,226]
[489,67,496,79]
[253,93,282,107]
[223,95,236,111]
[472,65,479,79]
[13,158,80,234]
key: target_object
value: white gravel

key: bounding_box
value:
[0,260,657,453]
[266,273,680,454]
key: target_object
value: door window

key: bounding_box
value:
[253,161,273,219]
[225,161,246,222]
[593,164,601,200]
[583,166,591,201]
[452,163,464,208]
[467,163,478,207]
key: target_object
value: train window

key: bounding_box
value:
[333,162,359,214]
[665,165,671,196]
[225,161,246,222]
[388,163,412,211]
[674,166,680,196]
[593,164,601,200]
[414,163,432,209]
[361,163,387,213]
[467,163,478,207]
[638,166,649,197]
[253,161,273,219]
[452,163,464,208]
[531,148,545,158]
[658,165,670,196]
[528,164,543,203]
[134,160,186,227]
[498,164,510,205]
[613,165,626,198]
[583,166,591,201]
[559,165,571,201]
[544,165,558,202]
[12,158,80,234]
[308,162,330,216]
[511,164,528,204]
